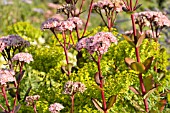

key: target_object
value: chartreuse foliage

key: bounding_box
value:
[12,25,168,113]
[0,21,169,112]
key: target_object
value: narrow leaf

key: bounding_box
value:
[106,95,117,110]
[143,57,153,72]
[91,98,104,112]
[143,75,154,92]
[92,84,104,91]
[122,35,135,47]
[143,88,157,99]
[14,104,21,113]
[130,62,145,73]
[124,58,135,66]
[129,86,140,95]
[134,4,142,10]
[136,33,145,47]
[131,100,145,112]
[94,72,100,85]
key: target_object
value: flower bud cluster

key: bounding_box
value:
[76,32,117,55]
[12,52,33,63]
[0,35,30,52]
[134,11,170,28]
[92,0,124,13]
[0,69,15,85]
[41,17,82,32]
[25,95,40,106]
[63,81,86,95]
[49,103,64,113]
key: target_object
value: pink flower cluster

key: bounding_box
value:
[92,0,124,12]
[0,69,15,85]
[76,32,117,55]
[63,81,86,95]
[0,35,30,52]
[41,17,82,32]
[49,103,64,113]
[25,95,40,106]
[134,11,170,28]
[12,52,33,63]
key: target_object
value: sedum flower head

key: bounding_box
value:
[41,18,61,30]
[41,17,82,32]
[0,35,30,52]
[25,95,40,106]
[92,0,124,12]
[76,32,117,54]
[49,103,64,113]
[63,81,86,95]
[134,11,170,28]
[0,69,15,85]
[12,52,33,63]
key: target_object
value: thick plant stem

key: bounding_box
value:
[1,86,10,112]
[81,0,93,38]
[62,32,70,76]
[97,55,107,113]
[70,94,74,113]
[131,14,149,112]
[33,103,38,113]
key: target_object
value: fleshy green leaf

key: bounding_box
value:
[106,95,117,110]
[94,72,100,85]
[143,88,157,99]
[91,98,104,112]
[136,33,145,47]
[122,35,135,47]
[130,62,145,73]
[125,57,135,66]
[143,57,153,72]
[143,75,154,92]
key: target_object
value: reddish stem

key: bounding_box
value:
[97,55,107,113]
[70,94,74,113]
[131,13,149,112]
[81,0,94,38]
[0,102,7,112]
[1,86,10,112]
[62,32,70,76]
[33,102,38,113]
[78,0,85,17]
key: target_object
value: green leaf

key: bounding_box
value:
[130,62,145,73]
[106,95,117,110]
[14,104,21,113]
[124,57,135,66]
[136,33,145,47]
[143,88,157,99]
[129,86,140,95]
[94,72,100,85]
[143,57,153,72]
[131,100,145,112]
[143,75,154,92]
[91,98,104,112]
[92,84,104,91]
[122,35,135,47]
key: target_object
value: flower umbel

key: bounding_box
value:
[0,35,30,52]
[12,52,33,63]
[0,69,15,85]
[63,81,86,95]
[76,32,117,54]
[25,95,40,106]
[49,103,64,113]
